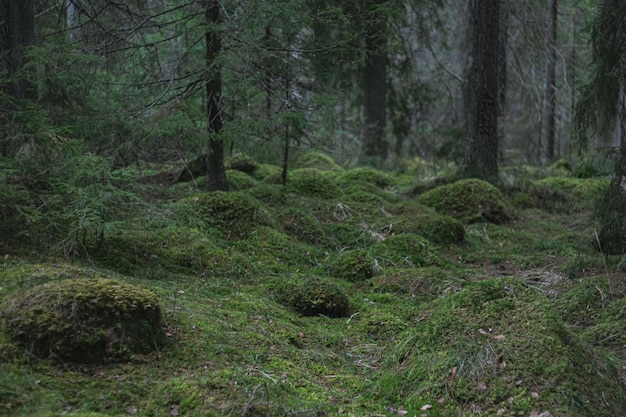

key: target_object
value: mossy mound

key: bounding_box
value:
[392,202,465,245]
[339,180,403,204]
[295,151,343,171]
[371,267,463,298]
[225,153,260,174]
[276,207,327,245]
[253,163,282,181]
[375,277,625,417]
[338,167,397,188]
[226,169,257,190]
[1,278,163,363]
[556,275,611,327]
[529,177,609,212]
[330,249,376,282]
[581,296,626,348]
[248,183,288,206]
[371,233,441,268]
[286,168,341,199]
[174,191,273,238]
[275,275,350,318]
[416,178,511,224]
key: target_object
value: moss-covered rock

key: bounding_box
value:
[1,278,163,363]
[338,167,397,188]
[295,151,343,172]
[225,153,260,174]
[375,277,626,417]
[392,202,465,245]
[286,168,341,199]
[276,207,327,245]
[276,275,350,318]
[330,249,376,282]
[174,191,273,238]
[529,177,609,212]
[416,178,511,224]
[226,169,257,190]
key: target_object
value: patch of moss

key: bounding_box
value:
[371,267,464,299]
[330,249,375,282]
[275,275,350,318]
[1,278,163,363]
[286,168,341,199]
[225,153,260,174]
[581,296,626,347]
[374,277,625,417]
[174,191,273,238]
[392,202,465,245]
[416,178,511,224]
[248,183,288,206]
[226,169,257,191]
[338,167,397,188]
[253,163,282,181]
[276,207,327,245]
[339,180,403,204]
[529,177,609,212]
[371,233,441,268]
[295,151,343,171]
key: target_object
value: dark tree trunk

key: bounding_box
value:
[463,0,500,184]
[204,0,228,191]
[541,0,558,164]
[359,0,388,167]
[0,0,35,102]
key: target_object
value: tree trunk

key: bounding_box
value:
[67,0,80,41]
[359,0,388,167]
[0,0,35,102]
[541,0,558,164]
[204,0,229,191]
[463,0,500,184]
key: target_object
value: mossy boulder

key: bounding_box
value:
[286,168,341,199]
[276,276,350,318]
[1,278,163,363]
[330,249,376,282]
[338,167,397,188]
[226,169,257,190]
[375,277,626,417]
[174,191,273,238]
[416,178,510,224]
[529,177,609,212]
[276,207,327,245]
[392,202,465,245]
[225,152,260,174]
[295,151,343,171]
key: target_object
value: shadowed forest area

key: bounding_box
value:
[1,1,626,417]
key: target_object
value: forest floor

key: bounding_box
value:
[1,156,625,417]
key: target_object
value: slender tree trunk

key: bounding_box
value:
[67,0,80,41]
[541,0,558,164]
[204,0,228,191]
[463,0,500,184]
[359,0,388,167]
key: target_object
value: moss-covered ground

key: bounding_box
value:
[1,157,625,417]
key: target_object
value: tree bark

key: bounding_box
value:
[204,0,229,191]
[463,0,500,184]
[359,0,388,167]
[541,0,558,164]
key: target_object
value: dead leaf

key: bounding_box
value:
[479,328,488,335]
[477,381,487,390]
[419,404,432,411]
[450,366,457,380]
[529,411,552,417]
[127,406,137,415]
[398,409,408,415]
[170,405,179,416]
[494,334,505,340]
[531,392,539,399]
[437,397,445,405]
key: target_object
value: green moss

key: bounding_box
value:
[371,267,463,299]
[374,277,625,417]
[295,151,343,171]
[339,180,402,204]
[225,152,260,174]
[1,278,163,363]
[392,202,465,245]
[253,163,282,181]
[530,177,609,212]
[248,183,288,206]
[416,178,511,224]
[371,233,440,268]
[276,207,327,245]
[338,167,397,188]
[581,296,626,347]
[174,191,273,238]
[275,275,350,318]
[330,249,375,282]
[225,169,257,191]
[286,168,341,199]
